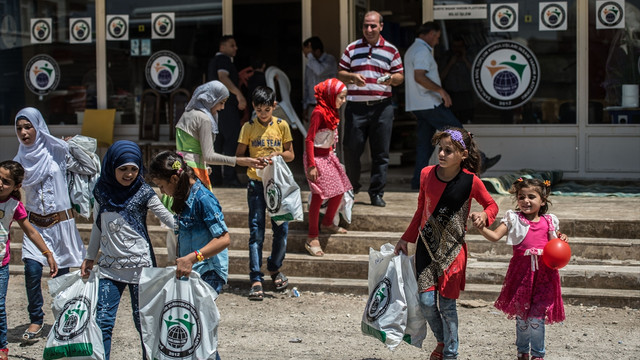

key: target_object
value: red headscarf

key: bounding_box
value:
[313,78,346,130]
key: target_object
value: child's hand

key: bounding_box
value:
[80,259,93,278]
[394,239,408,255]
[469,211,488,229]
[558,231,569,242]
[46,253,58,277]
[307,167,318,182]
[175,256,194,278]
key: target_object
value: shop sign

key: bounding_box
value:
[145,51,184,93]
[69,18,92,44]
[490,3,518,32]
[434,4,487,20]
[107,15,129,41]
[596,0,625,29]
[31,18,52,44]
[152,13,175,39]
[25,54,60,96]
[1,15,18,49]
[539,2,568,31]
[471,41,540,110]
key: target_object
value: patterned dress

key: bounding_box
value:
[304,128,352,198]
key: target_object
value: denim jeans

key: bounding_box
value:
[96,278,145,360]
[24,258,70,325]
[516,316,546,358]
[0,265,9,349]
[411,105,463,189]
[419,290,459,359]
[247,179,288,283]
[201,269,225,295]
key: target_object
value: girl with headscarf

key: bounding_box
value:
[14,107,86,342]
[175,80,263,189]
[303,79,353,256]
[80,140,174,360]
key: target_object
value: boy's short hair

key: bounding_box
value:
[219,34,234,47]
[251,86,276,106]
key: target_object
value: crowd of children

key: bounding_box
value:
[0,80,569,359]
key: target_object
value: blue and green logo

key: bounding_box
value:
[157,300,202,358]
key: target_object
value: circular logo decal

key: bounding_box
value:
[598,1,624,27]
[472,41,540,110]
[365,278,392,322]
[145,51,184,93]
[25,54,60,95]
[158,300,202,358]
[71,19,91,42]
[52,296,91,341]
[31,19,50,42]
[492,5,517,31]
[265,179,282,213]
[541,3,566,29]
[107,16,127,39]
[153,14,173,37]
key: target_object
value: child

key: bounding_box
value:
[394,127,498,360]
[236,86,294,300]
[149,151,229,360]
[14,107,86,343]
[474,178,567,360]
[304,78,352,256]
[80,140,174,360]
[0,160,58,360]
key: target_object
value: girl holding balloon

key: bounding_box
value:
[474,177,569,360]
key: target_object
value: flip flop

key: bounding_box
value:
[305,241,324,257]
[248,284,264,301]
[271,272,289,291]
[22,324,43,343]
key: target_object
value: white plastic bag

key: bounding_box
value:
[307,189,355,226]
[259,155,303,225]
[66,135,100,219]
[139,267,220,360]
[361,243,426,350]
[44,269,105,360]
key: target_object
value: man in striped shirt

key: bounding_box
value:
[338,10,404,207]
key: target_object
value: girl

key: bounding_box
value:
[474,178,567,360]
[0,160,58,360]
[13,107,86,343]
[304,78,352,256]
[149,151,230,294]
[394,127,498,360]
[80,141,174,360]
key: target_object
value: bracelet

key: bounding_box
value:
[42,250,51,256]
[194,250,205,262]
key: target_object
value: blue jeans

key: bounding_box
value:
[411,105,463,189]
[344,100,394,196]
[0,265,9,349]
[419,291,459,359]
[247,179,288,283]
[201,269,225,295]
[96,278,145,360]
[24,258,70,325]
[516,317,545,358]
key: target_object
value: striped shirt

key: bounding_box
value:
[339,36,403,102]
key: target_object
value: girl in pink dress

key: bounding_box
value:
[475,178,568,360]
[303,78,352,256]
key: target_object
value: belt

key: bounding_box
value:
[360,98,392,106]
[29,209,74,228]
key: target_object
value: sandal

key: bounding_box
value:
[430,342,444,360]
[22,324,43,343]
[518,354,530,360]
[321,224,347,234]
[0,348,7,360]
[305,239,324,257]
[271,272,289,291]
[248,284,264,301]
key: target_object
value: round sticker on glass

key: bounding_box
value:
[25,54,60,95]
[145,51,184,93]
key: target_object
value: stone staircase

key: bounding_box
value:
[10,189,640,308]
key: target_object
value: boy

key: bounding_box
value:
[236,86,294,301]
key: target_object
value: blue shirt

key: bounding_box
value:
[177,179,229,281]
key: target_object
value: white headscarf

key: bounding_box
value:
[13,107,69,187]
[185,80,229,134]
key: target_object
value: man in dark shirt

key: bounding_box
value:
[208,35,246,187]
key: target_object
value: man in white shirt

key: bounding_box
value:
[302,36,337,123]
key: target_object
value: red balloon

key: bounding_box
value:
[542,238,571,270]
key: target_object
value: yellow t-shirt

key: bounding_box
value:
[238,116,293,180]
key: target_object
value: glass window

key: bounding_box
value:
[588,0,640,124]
[0,0,96,125]
[434,0,578,124]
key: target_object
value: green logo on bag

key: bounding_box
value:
[365,278,391,322]
[265,179,282,213]
[158,300,201,358]
[53,296,91,341]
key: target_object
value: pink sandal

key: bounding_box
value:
[430,342,444,360]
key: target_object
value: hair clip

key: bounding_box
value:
[467,131,474,139]
[517,177,524,182]
[544,180,551,187]
[171,160,182,170]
